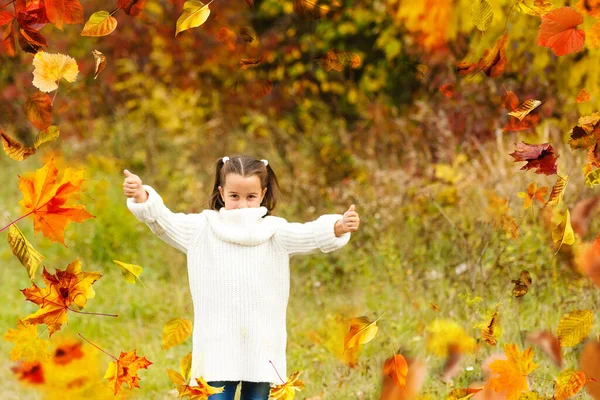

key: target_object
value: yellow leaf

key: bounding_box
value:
[112,259,143,284]
[544,175,569,208]
[343,314,383,351]
[488,344,539,400]
[161,317,192,350]
[507,99,542,121]
[471,0,493,32]
[3,319,50,362]
[585,168,600,187]
[481,312,500,346]
[269,370,305,399]
[7,224,44,280]
[81,11,118,37]
[555,369,586,400]
[552,209,575,248]
[557,309,594,347]
[175,0,211,36]
[33,126,59,150]
[32,51,79,93]
[180,352,192,381]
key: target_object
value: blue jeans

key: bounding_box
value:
[207,380,271,400]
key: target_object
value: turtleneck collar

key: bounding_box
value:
[204,206,284,246]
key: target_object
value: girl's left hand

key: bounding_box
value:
[341,204,360,233]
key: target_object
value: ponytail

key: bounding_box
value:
[208,157,227,210]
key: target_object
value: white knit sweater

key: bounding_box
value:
[126,185,351,384]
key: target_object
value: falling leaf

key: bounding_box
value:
[175,0,211,36]
[579,339,600,398]
[509,142,558,175]
[516,0,553,16]
[568,112,600,150]
[252,79,272,100]
[216,27,236,50]
[104,349,152,394]
[161,317,192,350]
[293,0,341,19]
[269,370,305,399]
[112,260,143,284]
[511,270,533,297]
[0,129,36,160]
[544,175,569,208]
[239,56,263,70]
[81,11,118,37]
[7,224,44,280]
[316,49,361,71]
[576,89,591,103]
[517,182,548,209]
[24,91,53,130]
[381,358,427,400]
[507,99,542,121]
[536,7,585,56]
[92,49,106,79]
[18,157,95,245]
[167,353,225,398]
[343,314,382,351]
[472,0,493,32]
[446,388,482,399]
[478,32,508,77]
[11,360,44,384]
[552,209,576,249]
[45,0,84,30]
[32,51,79,93]
[19,26,48,54]
[457,61,477,75]
[585,168,600,187]
[588,20,600,48]
[557,309,593,347]
[20,259,102,337]
[3,20,16,57]
[382,353,408,388]
[3,319,50,362]
[487,344,539,400]
[481,312,499,346]
[439,83,455,98]
[554,369,586,400]
[525,331,562,367]
[33,125,59,150]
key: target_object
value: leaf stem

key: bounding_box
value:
[269,359,285,384]
[51,80,59,106]
[68,307,118,318]
[78,332,118,360]
[0,211,34,233]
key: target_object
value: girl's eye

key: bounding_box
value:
[231,195,238,198]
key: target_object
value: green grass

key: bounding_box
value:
[1,137,599,399]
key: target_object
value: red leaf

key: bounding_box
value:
[16,1,49,29]
[24,91,53,130]
[18,26,47,53]
[439,83,455,98]
[536,7,585,56]
[0,11,14,26]
[478,32,508,77]
[45,0,83,30]
[2,22,16,57]
[509,142,558,175]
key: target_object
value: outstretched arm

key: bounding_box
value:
[123,170,204,254]
[274,205,359,257]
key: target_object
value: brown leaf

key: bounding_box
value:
[525,331,562,367]
[478,32,508,77]
[511,270,532,297]
[579,339,600,398]
[24,91,53,130]
[1,128,36,160]
[117,0,147,16]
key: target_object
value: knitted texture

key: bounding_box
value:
[126,185,351,384]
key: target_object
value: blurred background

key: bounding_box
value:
[1,0,600,398]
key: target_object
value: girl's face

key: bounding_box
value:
[218,173,267,210]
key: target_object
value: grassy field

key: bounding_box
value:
[1,136,599,399]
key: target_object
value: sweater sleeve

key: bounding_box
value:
[274,214,351,257]
[126,184,204,254]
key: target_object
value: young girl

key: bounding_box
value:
[122,155,360,400]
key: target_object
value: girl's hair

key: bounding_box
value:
[208,155,281,214]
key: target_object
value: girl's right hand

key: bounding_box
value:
[123,169,148,203]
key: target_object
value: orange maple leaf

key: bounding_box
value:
[478,32,508,77]
[487,344,539,400]
[536,7,586,56]
[104,349,152,395]
[16,157,95,246]
[20,259,102,337]
[269,370,305,399]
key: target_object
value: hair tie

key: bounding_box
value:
[261,159,268,166]
[222,156,229,163]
